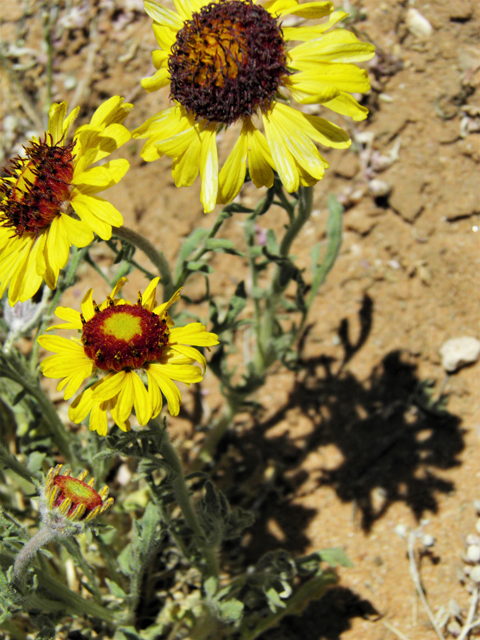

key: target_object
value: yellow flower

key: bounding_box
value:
[38,278,219,436]
[132,0,375,212]
[0,96,132,306]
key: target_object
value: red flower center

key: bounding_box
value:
[81,303,169,372]
[53,475,103,518]
[0,135,74,237]
[169,0,288,125]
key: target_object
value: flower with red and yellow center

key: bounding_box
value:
[41,465,113,529]
[132,0,375,212]
[38,277,219,436]
[0,97,132,306]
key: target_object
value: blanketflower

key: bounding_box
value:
[38,277,219,436]
[0,97,132,305]
[132,0,375,212]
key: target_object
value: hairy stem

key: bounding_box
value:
[150,418,219,579]
[112,226,174,301]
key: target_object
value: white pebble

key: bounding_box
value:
[394,524,407,538]
[406,8,433,39]
[466,534,480,546]
[63,74,77,90]
[474,499,480,513]
[440,336,480,373]
[368,179,391,198]
[467,545,480,562]
[422,533,435,547]
[470,565,480,582]
[447,620,462,637]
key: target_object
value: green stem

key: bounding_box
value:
[150,418,219,579]
[0,353,76,464]
[0,442,38,485]
[13,527,56,583]
[34,568,116,624]
[253,185,313,375]
[112,226,174,301]
[190,395,239,471]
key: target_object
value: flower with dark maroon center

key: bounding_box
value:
[81,303,170,372]
[169,0,288,125]
[133,0,376,213]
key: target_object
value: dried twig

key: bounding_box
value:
[407,531,445,640]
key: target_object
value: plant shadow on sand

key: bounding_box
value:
[191,293,464,637]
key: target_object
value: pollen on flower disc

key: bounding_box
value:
[0,135,74,237]
[169,0,288,125]
[53,475,103,515]
[82,304,169,372]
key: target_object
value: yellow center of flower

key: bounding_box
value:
[169,0,288,125]
[0,135,74,237]
[82,304,169,372]
[103,312,142,341]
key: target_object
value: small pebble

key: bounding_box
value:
[473,499,480,513]
[405,7,433,39]
[394,524,407,538]
[467,544,480,562]
[440,336,480,372]
[476,519,480,534]
[368,178,391,198]
[470,565,480,582]
[447,620,462,637]
[422,533,435,547]
[466,534,480,546]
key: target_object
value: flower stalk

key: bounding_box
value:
[151,417,219,579]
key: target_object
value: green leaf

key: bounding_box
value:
[265,587,286,612]
[218,598,244,622]
[105,579,127,599]
[308,194,343,307]
[318,547,353,568]
[225,281,247,324]
[205,238,245,256]
[204,576,218,599]
[222,202,253,214]
[177,228,209,264]
[186,260,214,273]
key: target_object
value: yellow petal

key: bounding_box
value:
[282,10,347,41]
[321,91,369,121]
[141,277,160,310]
[81,289,95,321]
[89,401,109,436]
[217,129,248,205]
[142,68,171,92]
[69,387,95,424]
[245,121,275,189]
[156,363,203,384]
[200,126,218,213]
[170,323,219,347]
[153,24,177,50]
[147,368,163,418]
[58,213,95,248]
[167,344,206,370]
[153,288,182,317]
[70,194,123,239]
[92,372,127,402]
[144,0,184,29]
[47,102,68,144]
[130,371,152,425]
[147,364,182,416]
